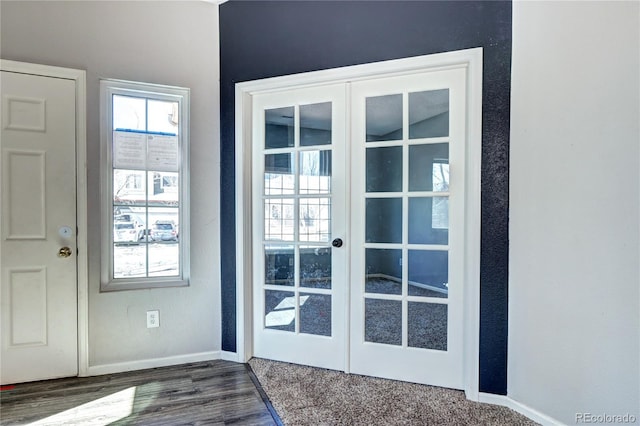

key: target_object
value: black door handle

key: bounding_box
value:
[332,238,343,248]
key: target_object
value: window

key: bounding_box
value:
[100,79,189,291]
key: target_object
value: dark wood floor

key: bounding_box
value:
[0,360,281,425]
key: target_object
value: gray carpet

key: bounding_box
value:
[249,358,538,426]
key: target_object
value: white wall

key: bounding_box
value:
[510,1,639,424]
[1,1,221,370]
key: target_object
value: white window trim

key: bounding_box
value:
[233,48,482,400]
[100,79,190,291]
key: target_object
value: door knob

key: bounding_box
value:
[332,238,343,248]
[58,247,72,258]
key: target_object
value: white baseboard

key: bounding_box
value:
[221,351,240,362]
[478,393,564,426]
[83,351,221,376]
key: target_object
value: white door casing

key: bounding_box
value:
[236,49,481,397]
[0,60,88,384]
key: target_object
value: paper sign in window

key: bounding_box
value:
[147,134,179,172]
[113,131,146,170]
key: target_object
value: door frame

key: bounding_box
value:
[234,48,482,399]
[0,60,88,377]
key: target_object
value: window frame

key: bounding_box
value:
[100,79,190,291]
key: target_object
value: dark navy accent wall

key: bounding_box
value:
[219,0,512,395]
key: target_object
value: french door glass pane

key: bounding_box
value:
[365,248,402,295]
[408,302,447,350]
[265,199,295,241]
[265,290,295,332]
[300,293,331,336]
[300,246,331,289]
[409,89,449,139]
[299,198,331,242]
[300,102,332,146]
[265,153,294,195]
[365,299,402,345]
[365,198,402,243]
[408,143,449,192]
[265,246,295,286]
[408,197,449,245]
[366,94,403,142]
[265,106,294,149]
[408,250,448,298]
[366,146,403,192]
[299,150,331,195]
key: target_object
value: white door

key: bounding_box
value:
[349,69,467,389]
[1,69,78,384]
[252,84,347,370]
[251,67,469,389]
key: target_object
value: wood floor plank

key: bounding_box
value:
[0,361,278,426]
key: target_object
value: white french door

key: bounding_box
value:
[249,59,474,390]
[252,84,348,371]
[349,69,467,388]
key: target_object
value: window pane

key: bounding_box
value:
[113,244,147,279]
[149,172,179,206]
[409,89,449,139]
[149,209,179,244]
[265,106,294,149]
[366,94,402,142]
[148,100,179,134]
[149,243,180,277]
[113,169,146,206]
[113,95,145,131]
[300,102,331,146]
[114,207,146,242]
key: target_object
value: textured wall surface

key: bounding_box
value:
[219,0,512,394]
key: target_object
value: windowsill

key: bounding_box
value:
[100,278,189,292]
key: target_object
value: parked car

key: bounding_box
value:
[151,221,178,242]
[114,222,139,244]
[115,213,147,240]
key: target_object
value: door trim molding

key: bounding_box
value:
[234,48,482,398]
[0,60,88,377]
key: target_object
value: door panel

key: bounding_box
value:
[349,69,467,389]
[1,71,78,384]
[252,84,347,371]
